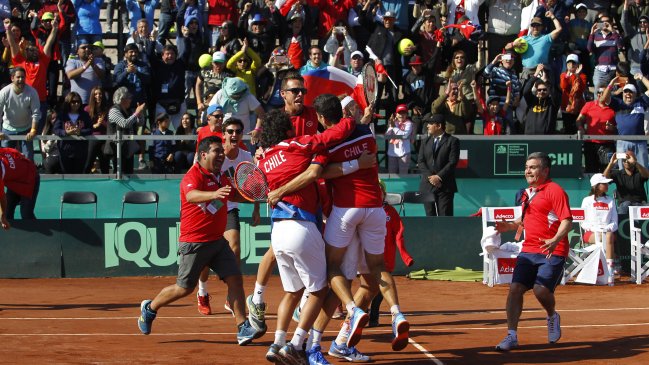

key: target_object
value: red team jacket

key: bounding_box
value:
[0,148,37,200]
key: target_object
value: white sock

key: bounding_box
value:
[305,329,314,350]
[335,320,351,345]
[345,301,356,314]
[390,305,400,316]
[274,330,287,346]
[252,282,266,305]
[290,327,308,348]
[508,329,517,339]
[198,280,208,296]
[299,292,310,310]
[310,329,323,349]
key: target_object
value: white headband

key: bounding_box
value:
[340,96,354,108]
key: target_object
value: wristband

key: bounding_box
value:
[253,127,262,132]
[608,84,614,90]
[341,159,359,175]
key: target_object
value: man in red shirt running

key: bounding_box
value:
[0,147,39,228]
[137,136,261,345]
[495,152,572,351]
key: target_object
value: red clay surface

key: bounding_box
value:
[2,276,649,364]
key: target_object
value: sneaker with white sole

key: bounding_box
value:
[246,294,267,337]
[237,319,258,346]
[391,312,409,351]
[328,341,371,362]
[279,343,307,365]
[547,312,561,343]
[266,343,281,363]
[495,334,518,351]
[197,293,211,315]
[346,307,368,348]
[332,304,345,319]
[137,299,157,335]
[306,345,331,365]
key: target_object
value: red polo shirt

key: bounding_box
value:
[0,148,37,199]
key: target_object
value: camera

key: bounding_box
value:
[335,26,345,34]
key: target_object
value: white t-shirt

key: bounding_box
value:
[221,148,253,211]
[580,194,618,232]
[209,90,261,134]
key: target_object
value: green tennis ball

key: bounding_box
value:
[398,38,415,56]
[514,38,528,54]
[198,54,213,69]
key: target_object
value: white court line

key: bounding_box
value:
[413,322,649,332]
[408,338,444,365]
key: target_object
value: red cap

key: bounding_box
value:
[409,55,423,65]
[396,104,408,113]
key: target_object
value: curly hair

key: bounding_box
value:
[313,94,342,122]
[260,109,293,149]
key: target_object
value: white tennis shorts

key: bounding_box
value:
[271,219,327,293]
[324,206,387,255]
[340,234,370,280]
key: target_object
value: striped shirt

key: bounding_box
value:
[587,31,623,67]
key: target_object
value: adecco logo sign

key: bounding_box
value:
[571,209,585,221]
[494,208,515,220]
[498,258,516,274]
[641,208,649,219]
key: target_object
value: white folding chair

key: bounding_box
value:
[480,207,522,287]
[563,208,608,285]
[384,192,404,214]
[629,206,649,284]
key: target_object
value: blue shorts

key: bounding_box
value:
[511,252,566,292]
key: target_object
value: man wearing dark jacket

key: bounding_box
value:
[522,72,558,135]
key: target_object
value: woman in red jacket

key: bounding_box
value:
[559,54,587,135]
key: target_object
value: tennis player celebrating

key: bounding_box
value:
[257,96,357,364]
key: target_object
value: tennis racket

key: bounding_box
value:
[362,62,378,105]
[233,161,296,216]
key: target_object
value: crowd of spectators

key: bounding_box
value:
[0,0,647,174]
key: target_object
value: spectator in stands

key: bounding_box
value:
[507,11,562,82]
[604,150,649,214]
[91,41,114,91]
[127,18,162,66]
[195,51,233,117]
[385,103,413,174]
[443,48,483,124]
[257,47,293,111]
[206,0,238,50]
[105,0,128,34]
[299,45,327,73]
[215,20,241,60]
[617,0,649,31]
[410,9,441,66]
[580,173,618,283]
[157,0,178,45]
[177,0,204,34]
[113,43,151,107]
[568,4,592,79]
[431,80,472,134]
[239,10,275,63]
[0,67,40,161]
[559,54,587,135]
[587,13,624,94]
[65,40,105,105]
[6,16,57,133]
[622,4,649,81]
[483,52,521,134]
[73,0,104,46]
[152,44,187,131]
[41,108,61,174]
[10,0,39,42]
[521,65,559,135]
[576,87,617,173]
[486,0,522,64]
[403,54,439,133]
[284,0,354,47]
[447,0,481,26]
[474,79,511,135]
[417,113,459,216]
[31,5,68,106]
[226,38,262,96]
[281,9,310,70]
[177,15,207,102]
[367,10,404,118]
[601,75,649,170]
[346,0,375,53]
[125,0,158,34]
[107,86,147,174]
[324,22,357,70]
[149,112,176,173]
[54,91,92,173]
[174,112,196,173]
[347,50,364,77]
[1,21,25,70]
[84,86,111,174]
[209,77,264,144]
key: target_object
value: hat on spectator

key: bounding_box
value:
[623,84,637,93]
[251,14,267,24]
[184,15,199,27]
[590,173,612,187]
[487,95,500,105]
[409,55,423,65]
[425,113,445,124]
[566,54,579,64]
[396,104,408,113]
[288,10,303,22]
[530,17,543,26]
[156,112,170,122]
[575,3,587,11]
[41,12,55,21]
[383,11,396,19]
[206,104,223,116]
[93,41,105,50]
[640,15,649,22]
[350,50,363,59]
[212,51,226,63]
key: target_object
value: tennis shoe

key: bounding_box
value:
[292,305,301,323]
[495,334,519,351]
[328,342,371,362]
[547,312,561,343]
[237,319,258,346]
[306,345,331,365]
[279,343,308,365]
[346,307,368,348]
[197,293,211,315]
[266,343,281,363]
[332,304,345,319]
[391,312,409,351]
[247,294,267,337]
[224,299,235,317]
[137,299,156,335]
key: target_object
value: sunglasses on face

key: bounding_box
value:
[225,128,242,134]
[237,58,249,63]
[536,88,548,92]
[623,90,635,94]
[284,87,307,95]
[211,114,224,119]
[530,23,543,28]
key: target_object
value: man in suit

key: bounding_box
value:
[417,114,460,216]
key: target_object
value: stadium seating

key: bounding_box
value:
[121,191,159,218]
[60,191,98,219]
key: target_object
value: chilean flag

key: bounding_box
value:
[302,66,367,109]
[457,149,468,168]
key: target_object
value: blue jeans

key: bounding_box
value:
[1,129,34,161]
[593,68,616,96]
[617,140,648,170]
[157,12,174,45]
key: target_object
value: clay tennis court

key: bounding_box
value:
[2,275,649,364]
